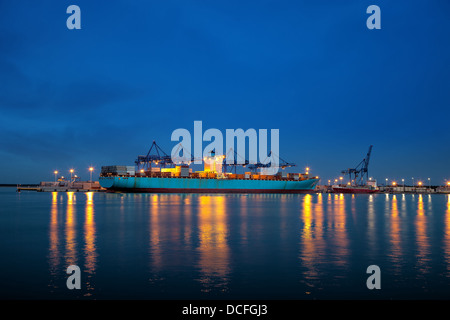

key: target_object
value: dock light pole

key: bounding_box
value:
[89,167,94,182]
[339,176,343,186]
[54,171,58,185]
[70,169,74,183]
[402,179,405,192]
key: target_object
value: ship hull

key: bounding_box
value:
[332,187,379,194]
[100,176,319,194]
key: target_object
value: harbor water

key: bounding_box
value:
[1,187,450,300]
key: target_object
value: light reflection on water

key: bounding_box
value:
[7,190,450,299]
[197,196,230,293]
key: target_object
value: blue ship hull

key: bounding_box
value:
[99,176,319,194]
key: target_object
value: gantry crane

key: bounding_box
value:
[135,141,174,171]
[341,145,373,186]
[136,141,297,174]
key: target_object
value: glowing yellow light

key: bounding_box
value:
[70,169,74,173]
[392,182,397,186]
[54,170,58,175]
[447,182,450,186]
[418,181,422,186]
[140,169,144,173]
[89,167,94,172]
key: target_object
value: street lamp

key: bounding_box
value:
[339,176,343,185]
[70,169,74,183]
[54,171,58,185]
[402,179,405,192]
[89,167,94,182]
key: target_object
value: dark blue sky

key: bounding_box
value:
[1,0,449,185]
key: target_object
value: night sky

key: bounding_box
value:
[1,1,449,185]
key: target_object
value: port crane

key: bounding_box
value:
[135,141,174,171]
[246,152,296,173]
[341,145,373,186]
[222,148,296,173]
[136,141,208,170]
[136,141,297,174]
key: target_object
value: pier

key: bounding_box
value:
[315,184,450,194]
[17,181,104,193]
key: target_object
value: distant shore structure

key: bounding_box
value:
[17,180,102,192]
[315,184,450,194]
[11,145,450,194]
[16,166,103,192]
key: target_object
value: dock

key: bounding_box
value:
[17,181,104,193]
[315,185,450,194]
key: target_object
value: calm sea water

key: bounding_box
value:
[1,187,450,300]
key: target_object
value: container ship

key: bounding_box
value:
[99,143,319,194]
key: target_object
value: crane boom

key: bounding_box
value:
[341,145,373,186]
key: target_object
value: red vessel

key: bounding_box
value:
[332,185,379,194]
[333,145,379,194]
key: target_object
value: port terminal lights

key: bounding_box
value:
[89,167,94,182]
